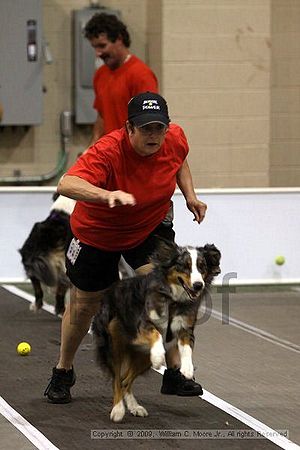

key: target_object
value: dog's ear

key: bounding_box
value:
[201,244,221,276]
[149,236,179,268]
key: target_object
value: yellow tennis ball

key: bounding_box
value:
[17,342,31,356]
[275,256,285,266]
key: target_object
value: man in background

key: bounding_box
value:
[84,13,158,143]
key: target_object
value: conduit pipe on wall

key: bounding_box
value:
[0,111,72,185]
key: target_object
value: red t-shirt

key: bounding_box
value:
[66,124,189,251]
[93,55,158,134]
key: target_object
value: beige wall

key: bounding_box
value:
[270,0,300,186]
[0,0,299,188]
[161,0,271,188]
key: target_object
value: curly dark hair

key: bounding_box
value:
[84,13,131,47]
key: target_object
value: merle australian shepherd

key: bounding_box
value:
[92,238,221,422]
[19,193,75,315]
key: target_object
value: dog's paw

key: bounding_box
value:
[180,360,194,380]
[55,308,65,317]
[150,335,166,369]
[130,405,148,417]
[125,393,148,417]
[150,347,166,369]
[151,354,166,369]
[29,303,42,313]
[110,401,125,422]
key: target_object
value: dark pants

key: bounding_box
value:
[65,223,175,291]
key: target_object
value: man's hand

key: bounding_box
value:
[107,190,136,208]
[186,199,207,224]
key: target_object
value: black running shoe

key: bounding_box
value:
[160,368,203,396]
[44,367,76,404]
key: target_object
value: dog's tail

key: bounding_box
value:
[31,256,58,286]
[92,301,114,376]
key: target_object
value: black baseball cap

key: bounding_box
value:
[128,92,170,127]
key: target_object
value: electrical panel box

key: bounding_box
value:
[73,7,120,124]
[0,0,43,126]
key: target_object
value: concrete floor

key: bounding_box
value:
[0,285,299,449]
[195,289,300,444]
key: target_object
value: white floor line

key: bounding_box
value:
[2,285,92,335]
[200,390,300,450]
[154,367,299,450]
[3,284,56,315]
[1,285,59,450]
[203,306,300,354]
[2,284,300,450]
[0,396,59,450]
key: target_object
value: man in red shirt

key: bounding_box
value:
[84,13,158,143]
[44,92,207,404]
[84,13,159,277]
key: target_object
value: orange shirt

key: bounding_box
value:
[67,125,189,251]
[93,55,158,134]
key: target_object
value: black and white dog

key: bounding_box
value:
[92,238,221,422]
[19,194,75,315]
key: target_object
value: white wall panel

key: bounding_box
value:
[0,187,299,285]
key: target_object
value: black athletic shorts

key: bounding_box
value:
[65,223,175,292]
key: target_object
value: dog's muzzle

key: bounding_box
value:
[178,277,204,300]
